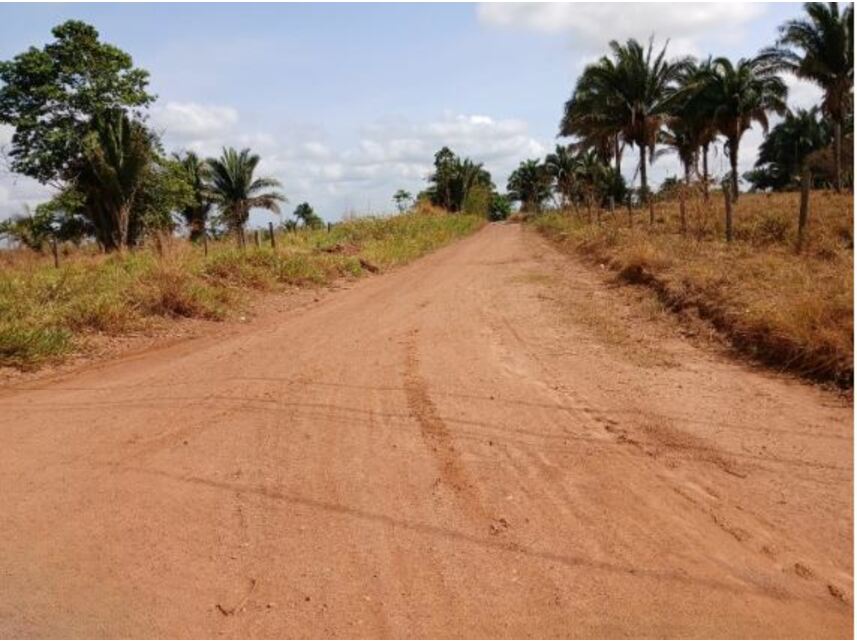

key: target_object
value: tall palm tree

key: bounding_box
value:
[562,38,690,203]
[507,159,552,213]
[172,151,211,242]
[78,110,152,250]
[762,2,853,192]
[545,144,579,207]
[698,56,788,201]
[206,147,285,246]
[665,58,720,196]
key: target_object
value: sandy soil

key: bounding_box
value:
[0,223,852,638]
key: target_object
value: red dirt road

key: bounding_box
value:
[0,224,852,638]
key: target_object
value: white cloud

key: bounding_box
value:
[783,73,824,111]
[477,2,766,52]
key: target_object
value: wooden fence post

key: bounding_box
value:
[51,236,59,268]
[679,190,687,236]
[723,183,733,243]
[268,221,276,249]
[254,230,260,248]
[608,196,615,217]
[626,196,633,228]
[797,165,811,251]
[649,198,655,226]
[203,233,208,256]
[327,222,332,233]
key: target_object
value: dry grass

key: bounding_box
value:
[532,190,853,387]
[0,212,484,369]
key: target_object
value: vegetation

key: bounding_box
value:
[420,146,495,212]
[206,147,286,247]
[293,202,324,229]
[0,212,483,368]
[531,190,853,386]
[761,2,853,192]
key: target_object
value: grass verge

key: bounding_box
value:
[531,190,853,387]
[0,212,484,369]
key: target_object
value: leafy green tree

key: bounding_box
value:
[762,2,853,191]
[0,206,55,252]
[696,56,788,201]
[133,155,196,235]
[0,20,154,186]
[488,193,512,221]
[507,160,552,212]
[745,107,832,191]
[206,147,286,246]
[393,189,414,213]
[294,202,323,229]
[172,151,212,241]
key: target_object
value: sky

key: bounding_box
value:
[0,1,827,224]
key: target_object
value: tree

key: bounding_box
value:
[293,202,323,229]
[561,38,690,203]
[393,189,414,213]
[545,144,579,207]
[172,151,212,241]
[507,160,552,212]
[666,58,721,197]
[762,2,853,192]
[76,110,154,250]
[0,206,55,252]
[206,147,286,246]
[698,56,788,201]
[0,20,154,186]
[488,193,512,221]
[424,147,494,212]
[745,107,832,191]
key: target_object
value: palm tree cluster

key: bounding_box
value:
[421,147,495,213]
[65,136,283,251]
[556,3,851,204]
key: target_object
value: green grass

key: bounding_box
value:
[0,212,484,369]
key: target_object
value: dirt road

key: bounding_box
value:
[0,224,852,638]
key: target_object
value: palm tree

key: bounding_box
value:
[762,2,853,192]
[562,38,690,203]
[698,56,788,201]
[78,110,153,250]
[293,202,323,229]
[545,144,579,207]
[507,159,552,212]
[172,151,211,242]
[664,58,720,196]
[745,106,832,190]
[206,147,286,246]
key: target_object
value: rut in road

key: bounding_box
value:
[0,223,851,638]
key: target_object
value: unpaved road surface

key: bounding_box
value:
[0,224,852,638]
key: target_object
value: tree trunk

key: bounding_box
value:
[729,137,739,203]
[797,164,811,251]
[639,144,648,204]
[834,120,842,193]
[614,136,622,175]
[702,143,710,201]
[117,204,131,250]
[683,160,691,186]
[724,182,734,243]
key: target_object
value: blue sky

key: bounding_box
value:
[0,2,825,223]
